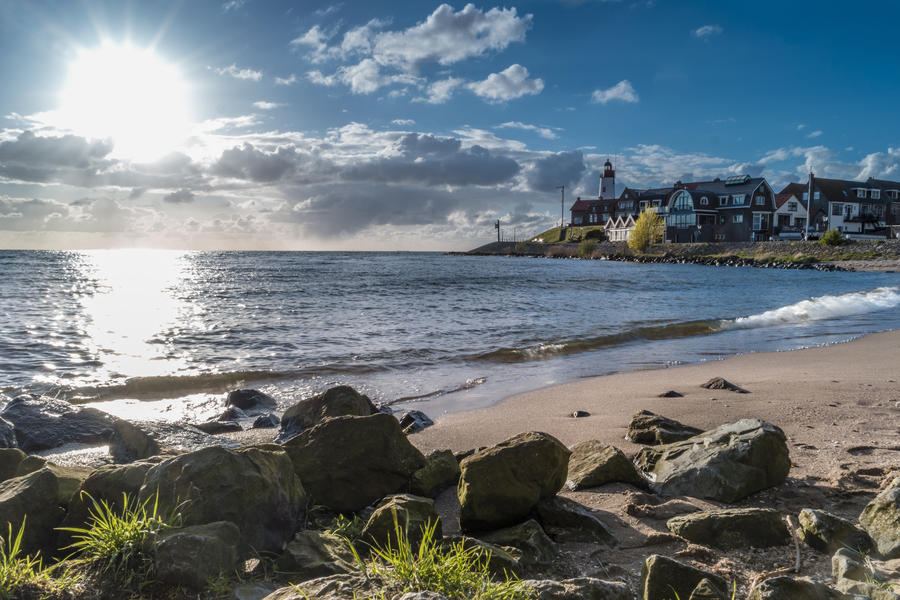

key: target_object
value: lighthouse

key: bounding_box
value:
[600,159,615,199]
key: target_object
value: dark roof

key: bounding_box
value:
[570,199,595,212]
[682,176,766,196]
[774,193,796,209]
[779,183,807,197]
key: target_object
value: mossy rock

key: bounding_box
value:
[667,508,790,548]
[154,521,240,591]
[0,468,63,556]
[860,477,900,558]
[640,554,727,600]
[361,494,441,553]
[277,385,376,442]
[276,530,359,580]
[798,508,874,555]
[479,519,557,567]
[566,440,643,490]
[748,576,850,599]
[410,449,460,498]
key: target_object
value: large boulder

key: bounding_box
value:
[860,477,900,559]
[139,444,306,555]
[410,449,460,498]
[0,448,26,483]
[0,417,15,449]
[226,389,277,413]
[109,419,239,463]
[834,578,900,600]
[798,508,874,555]
[627,410,702,445]
[640,554,727,600]
[0,468,64,555]
[748,576,850,599]
[1,395,118,452]
[277,386,376,443]
[441,536,522,577]
[521,577,632,600]
[666,508,790,548]
[154,521,240,590]
[275,531,359,581]
[566,441,643,490]
[264,574,381,600]
[535,496,618,546]
[458,432,570,532]
[634,419,791,502]
[361,494,441,552]
[282,413,425,513]
[479,519,557,567]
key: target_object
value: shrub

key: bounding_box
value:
[628,209,665,253]
[578,239,597,257]
[819,228,845,246]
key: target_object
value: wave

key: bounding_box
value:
[476,286,900,364]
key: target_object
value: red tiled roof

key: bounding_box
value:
[774,193,794,209]
[570,199,596,211]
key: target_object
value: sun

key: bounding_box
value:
[57,43,190,161]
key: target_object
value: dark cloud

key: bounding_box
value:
[526,150,586,192]
[163,189,195,204]
[212,143,299,182]
[0,131,113,183]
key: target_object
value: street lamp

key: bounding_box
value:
[557,185,565,228]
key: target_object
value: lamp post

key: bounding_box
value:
[557,185,565,228]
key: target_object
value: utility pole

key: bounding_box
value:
[805,171,814,241]
[557,185,565,228]
[494,219,500,242]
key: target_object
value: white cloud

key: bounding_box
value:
[253,101,284,110]
[222,0,246,11]
[392,119,415,126]
[275,74,297,86]
[290,25,340,64]
[796,124,806,130]
[692,24,723,38]
[371,4,532,70]
[495,121,558,140]
[308,59,421,94]
[415,77,465,104]
[467,65,544,103]
[340,18,390,56]
[215,63,263,81]
[591,80,639,104]
[807,130,823,139]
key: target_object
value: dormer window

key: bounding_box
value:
[872,189,881,200]
[733,194,745,205]
[755,196,765,206]
[700,196,709,205]
[719,195,729,206]
[857,188,866,198]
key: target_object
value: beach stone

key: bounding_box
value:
[860,477,900,558]
[666,508,790,548]
[14,454,46,477]
[233,583,278,600]
[0,417,15,448]
[689,578,728,600]
[398,593,449,600]
[225,388,277,412]
[634,418,791,502]
[441,535,522,577]
[275,531,358,580]
[1,395,118,452]
[798,508,874,555]
[747,576,850,599]
[399,410,434,434]
[0,468,64,555]
[521,577,632,600]
[277,385,376,443]
[479,519,557,567]
[836,579,900,599]
[361,494,441,552]
[154,521,240,590]
[658,390,684,398]
[640,554,727,600]
[264,574,379,600]
[0,448,26,483]
[253,413,280,429]
[571,410,591,418]
[626,410,702,444]
[139,444,306,555]
[32,462,93,508]
[194,420,243,434]
[833,547,900,586]
[535,496,618,546]
[458,431,570,532]
[410,449,460,498]
[700,377,749,393]
[109,419,239,463]
[219,406,247,421]
[282,413,425,513]
[566,440,643,490]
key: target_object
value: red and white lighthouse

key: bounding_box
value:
[600,159,615,200]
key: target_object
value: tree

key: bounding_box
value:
[627,208,665,253]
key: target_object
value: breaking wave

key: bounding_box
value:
[729,286,900,329]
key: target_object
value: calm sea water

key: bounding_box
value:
[1,250,898,423]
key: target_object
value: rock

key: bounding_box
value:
[155,521,240,590]
[521,577,632,600]
[399,410,434,434]
[219,406,247,421]
[253,413,280,429]
[225,389,277,412]
[277,386,376,443]
[14,455,46,477]
[640,554,727,600]
[835,578,900,599]
[264,574,380,600]
[798,508,874,555]
[458,432,570,532]
[139,444,306,555]
[700,377,749,393]
[275,531,359,580]
[282,413,425,513]
[410,450,460,498]
[747,576,850,599]
[0,448,26,483]
[233,583,278,600]
[566,440,643,490]
[0,468,64,555]
[860,476,900,558]
[441,535,522,577]
[571,410,591,418]
[0,417,16,448]
[361,494,441,552]
[535,496,618,546]
[689,578,729,600]
[658,390,684,398]
[634,418,791,502]
[480,519,557,567]
[626,410,702,445]
[397,593,448,600]
[833,547,900,586]
[1,395,117,452]
[666,508,790,548]
[194,420,243,434]
[109,419,239,463]
[32,463,93,508]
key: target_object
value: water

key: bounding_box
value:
[1,249,898,423]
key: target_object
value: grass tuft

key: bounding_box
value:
[0,518,76,599]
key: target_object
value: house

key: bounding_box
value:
[570,159,618,226]
[785,174,899,238]
[604,214,636,241]
[778,182,827,233]
[773,193,808,238]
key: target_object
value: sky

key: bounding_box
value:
[1,0,899,251]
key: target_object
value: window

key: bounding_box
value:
[589,214,597,224]
[802,192,808,201]
[788,202,798,212]
[832,203,842,216]
[732,194,745,205]
[857,188,866,198]
[755,196,765,206]
[719,195,728,206]
[719,216,726,224]
[700,196,708,205]
[733,214,743,223]
[872,189,881,200]
[574,216,583,225]
[672,191,693,211]
[753,213,769,231]
[814,191,820,200]
[667,213,696,229]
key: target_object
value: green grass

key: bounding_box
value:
[531,225,606,244]
[58,491,181,586]
[0,518,75,599]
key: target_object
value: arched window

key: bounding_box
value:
[672,190,693,211]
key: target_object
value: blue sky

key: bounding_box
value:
[1,0,899,250]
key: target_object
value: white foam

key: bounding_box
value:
[729,287,900,330]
